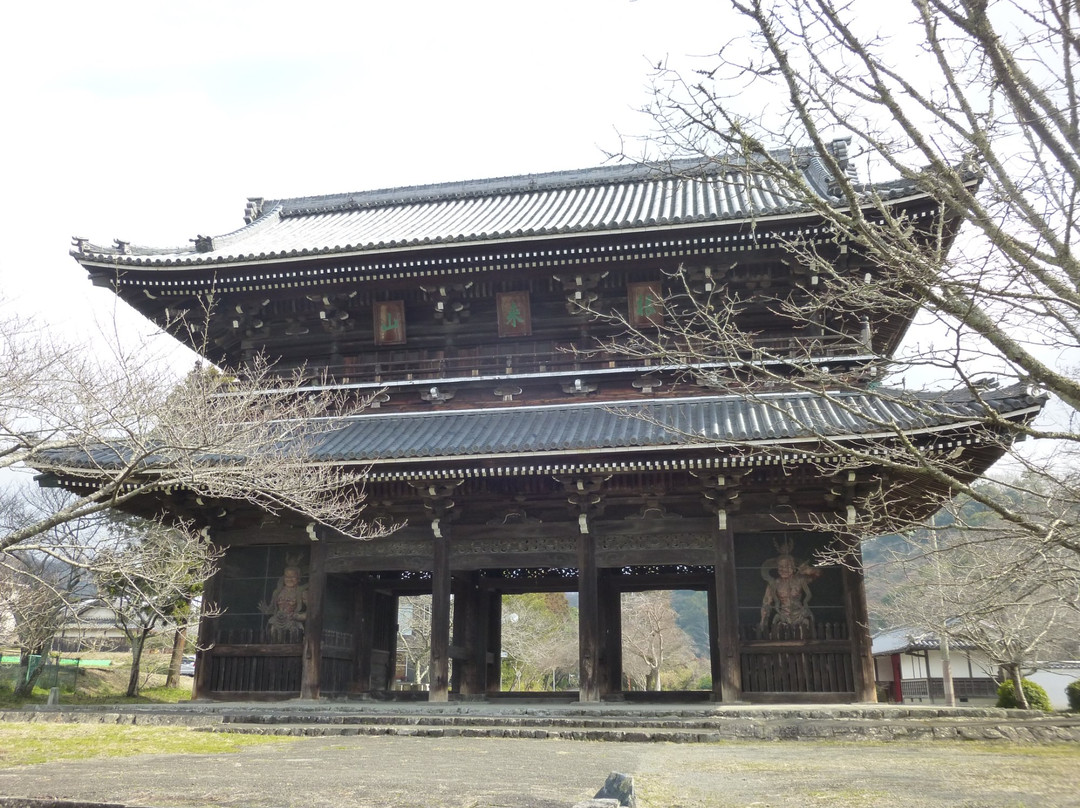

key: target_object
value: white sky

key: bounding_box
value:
[0,1,1065,435]
[0,0,739,345]
[0,0,1070,496]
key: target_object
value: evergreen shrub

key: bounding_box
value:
[996,678,1052,711]
[1065,679,1080,712]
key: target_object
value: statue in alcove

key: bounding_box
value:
[759,539,821,634]
[259,556,308,642]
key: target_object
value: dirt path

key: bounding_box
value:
[1,734,1078,808]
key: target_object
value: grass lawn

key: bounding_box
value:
[0,723,295,768]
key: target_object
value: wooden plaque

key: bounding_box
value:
[374,300,406,345]
[497,291,532,337]
[628,281,664,327]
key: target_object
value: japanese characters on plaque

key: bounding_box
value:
[373,300,406,345]
[627,281,664,327]
[496,291,532,337]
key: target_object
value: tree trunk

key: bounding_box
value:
[940,634,956,708]
[1007,663,1029,709]
[127,631,149,697]
[13,646,46,698]
[164,624,187,689]
[646,666,661,691]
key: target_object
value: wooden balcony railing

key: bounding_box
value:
[304,335,869,385]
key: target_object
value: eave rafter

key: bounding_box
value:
[79,214,896,298]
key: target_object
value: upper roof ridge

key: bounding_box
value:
[265,150,813,218]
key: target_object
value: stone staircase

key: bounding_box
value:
[203,703,1080,742]
[8,702,1078,743]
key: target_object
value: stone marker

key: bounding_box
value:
[593,772,635,808]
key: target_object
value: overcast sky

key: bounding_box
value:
[0,2,1039,393]
[0,0,740,344]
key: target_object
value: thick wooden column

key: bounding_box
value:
[563,475,607,703]
[450,574,465,695]
[411,480,462,703]
[598,569,623,696]
[452,571,487,697]
[577,519,601,702]
[351,576,375,694]
[382,593,400,692]
[192,565,222,700]
[711,509,742,702]
[842,543,877,702]
[484,589,503,696]
[429,519,452,702]
[300,541,327,699]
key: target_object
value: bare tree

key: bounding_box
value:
[1,307,387,574]
[639,0,1078,400]
[0,487,98,697]
[605,0,1079,546]
[621,591,697,692]
[397,595,433,687]
[94,516,218,697]
[873,479,1080,708]
[500,593,577,691]
[0,557,72,697]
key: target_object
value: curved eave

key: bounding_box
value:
[71,185,950,276]
[36,382,1040,489]
[73,206,819,273]
[314,403,1042,471]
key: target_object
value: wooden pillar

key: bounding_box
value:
[300,541,327,699]
[452,571,487,696]
[842,543,877,702]
[485,589,503,696]
[383,593,400,692]
[351,576,375,694]
[598,569,622,696]
[429,519,452,702]
[450,574,465,695]
[467,573,489,696]
[711,509,742,702]
[577,518,601,702]
[192,565,222,700]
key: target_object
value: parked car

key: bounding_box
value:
[180,655,196,676]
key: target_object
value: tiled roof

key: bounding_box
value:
[71,143,927,269]
[872,629,942,655]
[871,629,984,655]
[39,384,1042,472]
[310,384,1039,463]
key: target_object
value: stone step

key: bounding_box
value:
[219,712,774,729]
[204,717,1080,743]
[7,705,1080,743]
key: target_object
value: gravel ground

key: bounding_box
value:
[1,733,1078,808]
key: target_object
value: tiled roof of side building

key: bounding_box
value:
[70,143,930,269]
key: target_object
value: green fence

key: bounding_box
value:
[0,657,84,693]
